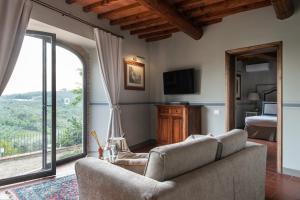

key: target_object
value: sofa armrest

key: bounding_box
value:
[75,158,172,200]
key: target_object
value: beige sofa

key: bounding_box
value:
[75,129,267,200]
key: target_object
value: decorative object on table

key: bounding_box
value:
[105,137,149,174]
[5,175,78,200]
[103,143,117,163]
[248,92,260,112]
[108,137,130,152]
[102,137,130,163]
[236,74,241,100]
[114,152,149,175]
[89,130,103,159]
[124,60,145,90]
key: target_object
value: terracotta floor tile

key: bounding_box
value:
[249,139,300,200]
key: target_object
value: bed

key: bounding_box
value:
[245,101,277,142]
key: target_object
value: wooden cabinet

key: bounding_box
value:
[156,105,202,145]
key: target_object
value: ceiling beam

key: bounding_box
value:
[139,28,179,39]
[200,18,223,26]
[83,0,118,12]
[190,0,268,18]
[97,3,141,19]
[176,0,224,11]
[146,34,172,42]
[135,0,203,40]
[195,1,271,22]
[271,0,294,19]
[121,17,166,30]
[110,11,155,25]
[130,23,174,35]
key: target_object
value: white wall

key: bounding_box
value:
[148,4,300,174]
[28,0,300,175]
[29,0,152,154]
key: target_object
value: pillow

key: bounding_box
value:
[215,129,248,159]
[144,137,218,181]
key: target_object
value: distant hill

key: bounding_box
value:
[0,90,79,106]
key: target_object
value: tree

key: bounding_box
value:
[59,117,82,147]
[0,141,17,157]
[71,68,83,106]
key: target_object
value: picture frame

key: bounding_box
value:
[124,60,145,90]
[236,74,241,100]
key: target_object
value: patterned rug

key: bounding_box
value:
[6,175,78,200]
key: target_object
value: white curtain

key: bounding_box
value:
[0,0,32,95]
[94,28,124,139]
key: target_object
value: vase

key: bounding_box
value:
[98,147,103,159]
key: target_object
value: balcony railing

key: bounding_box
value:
[0,130,82,158]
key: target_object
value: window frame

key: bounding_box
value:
[0,30,57,186]
[55,42,88,166]
[0,31,88,187]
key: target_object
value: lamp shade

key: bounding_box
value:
[248,92,260,101]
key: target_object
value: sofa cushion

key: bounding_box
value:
[215,129,248,159]
[144,137,218,181]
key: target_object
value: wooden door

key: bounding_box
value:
[157,115,170,144]
[171,116,183,143]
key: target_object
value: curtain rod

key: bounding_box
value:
[31,0,124,39]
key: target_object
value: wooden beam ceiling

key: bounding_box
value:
[121,17,166,30]
[146,34,172,42]
[195,1,271,22]
[138,28,179,39]
[176,0,224,11]
[135,0,203,40]
[189,0,269,18]
[97,2,141,19]
[83,0,118,12]
[200,18,223,26]
[65,0,294,42]
[271,0,294,19]
[130,23,174,35]
[110,11,155,25]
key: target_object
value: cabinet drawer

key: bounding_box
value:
[159,107,170,114]
[171,108,183,115]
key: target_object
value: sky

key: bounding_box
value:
[2,36,83,95]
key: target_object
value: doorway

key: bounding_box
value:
[0,31,56,186]
[225,42,282,173]
[0,30,87,186]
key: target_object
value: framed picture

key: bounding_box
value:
[236,74,241,100]
[124,60,145,90]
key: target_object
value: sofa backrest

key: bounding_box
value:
[215,129,248,159]
[144,137,218,181]
[157,142,267,200]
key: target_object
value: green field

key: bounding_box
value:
[0,90,83,157]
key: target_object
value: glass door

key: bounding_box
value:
[0,31,56,186]
[55,44,86,163]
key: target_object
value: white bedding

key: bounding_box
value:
[245,115,277,128]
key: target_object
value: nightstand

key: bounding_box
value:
[245,111,259,117]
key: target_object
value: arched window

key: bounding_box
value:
[55,44,86,162]
[0,32,86,184]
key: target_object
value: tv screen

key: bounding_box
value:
[163,69,195,94]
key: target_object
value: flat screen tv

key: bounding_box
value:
[163,68,195,94]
